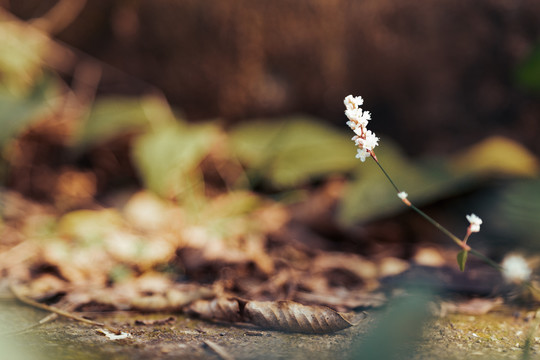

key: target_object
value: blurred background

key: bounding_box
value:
[2,0,540,259]
[2,3,540,356]
[6,0,540,155]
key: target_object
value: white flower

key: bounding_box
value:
[501,255,531,283]
[466,213,483,233]
[345,95,378,162]
[345,108,371,128]
[362,110,372,122]
[346,120,359,130]
[397,191,408,200]
[352,131,379,149]
[355,148,370,162]
[352,126,364,137]
[345,108,369,127]
[344,95,364,111]
[363,130,379,150]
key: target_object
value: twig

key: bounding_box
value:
[204,340,236,360]
[3,313,58,336]
[9,283,120,334]
[29,0,87,35]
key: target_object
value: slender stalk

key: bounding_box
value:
[408,203,467,249]
[372,158,400,193]
[372,157,466,249]
[370,157,509,268]
[469,248,503,271]
[9,283,121,334]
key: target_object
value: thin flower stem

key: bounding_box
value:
[346,96,511,275]
[373,158,519,266]
[372,157,400,193]
[469,248,503,271]
[372,157,465,248]
[408,203,467,249]
[376,161,506,269]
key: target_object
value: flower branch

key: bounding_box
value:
[344,94,529,279]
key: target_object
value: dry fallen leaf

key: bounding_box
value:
[188,297,362,334]
[244,300,358,334]
[187,297,243,323]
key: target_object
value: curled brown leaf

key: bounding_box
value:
[244,300,355,334]
[188,297,361,334]
[187,297,243,323]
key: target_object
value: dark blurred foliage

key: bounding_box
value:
[6,0,540,157]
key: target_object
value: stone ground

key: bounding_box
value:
[1,296,537,360]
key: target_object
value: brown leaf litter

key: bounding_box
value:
[0,187,524,334]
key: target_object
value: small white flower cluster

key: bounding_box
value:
[344,95,379,162]
[466,213,483,233]
[397,191,408,200]
[501,254,532,283]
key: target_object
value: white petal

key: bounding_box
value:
[344,95,356,111]
[344,95,364,111]
[346,120,357,130]
[345,108,363,122]
[353,126,364,137]
[397,191,408,200]
[466,214,482,232]
[356,148,370,162]
[363,130,379,150]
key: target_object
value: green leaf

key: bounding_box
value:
[481,178,540,251]
[516,44,540,93]
[0,20,48,94]
[198,191,262,239]
[449,136,538,178]
[457,250,468,272]
[132,121,218,198]
[204,191,261,219]
[229,116,358,188]
[338,136,538,225]
[338,140,466,225]
[0,74,59,149]
[74,96,176,149]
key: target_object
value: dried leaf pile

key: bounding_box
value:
[0,182,528,333]
[1,186,388,333]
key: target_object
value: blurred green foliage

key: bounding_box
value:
[338,136,539,225]
[132,120,218,199]
[349,289,434,360]
[0,74,58,149]
[1,18,540,249]
[0,20,47,95]
[229,117,358,188]
[481,178,540,251]
[73,97,159,149]
[516,44,540,93]
[0,18,62,179]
